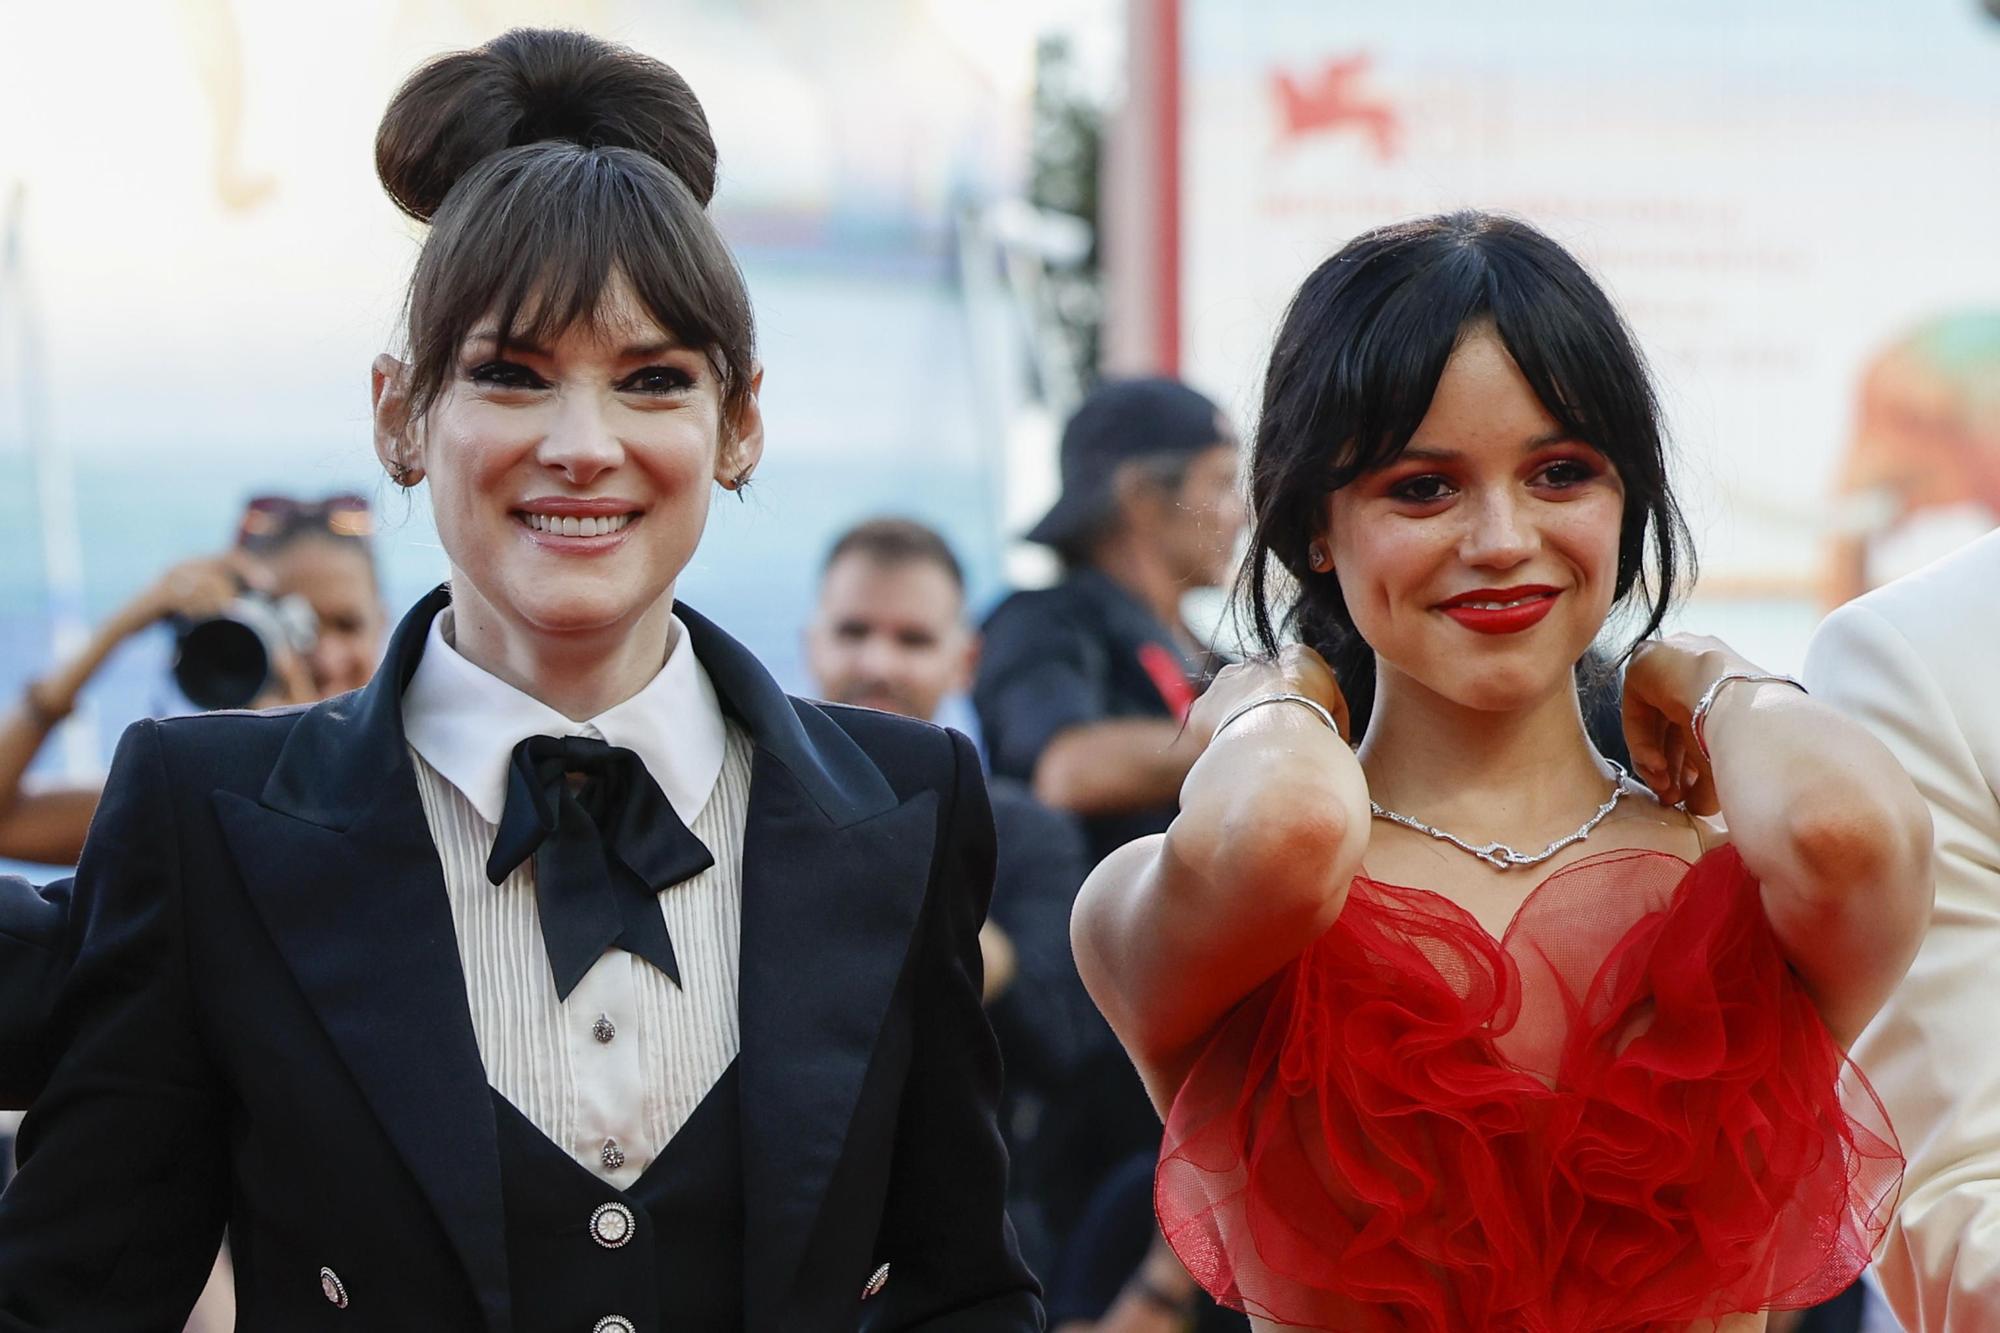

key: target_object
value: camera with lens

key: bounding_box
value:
[173,592,318,710]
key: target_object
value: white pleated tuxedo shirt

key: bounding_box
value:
[400,609,750,1188]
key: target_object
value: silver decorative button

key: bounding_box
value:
[600,1138,626,1170]
[593,1319,636,1333]
[590,1201,635,1249]
[861,1261,890,1299]
[592,1014,616,1043]
[319,1266,348,1308]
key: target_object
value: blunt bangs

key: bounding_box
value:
[403,141,755,423]
[1309,238,1488,488]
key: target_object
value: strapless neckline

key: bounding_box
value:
[1157,842,1901,1332]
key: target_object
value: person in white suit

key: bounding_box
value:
[1804,527,2000,1332]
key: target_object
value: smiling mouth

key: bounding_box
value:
[516,512,638,538]
[1433,585,1563,636]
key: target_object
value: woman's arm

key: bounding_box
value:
[1623,633,1934,1047]
[0,646,118,835]
[0,553,260,863]
[0,789,101,869]
[1072,646,1369,1111]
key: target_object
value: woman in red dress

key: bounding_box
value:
[1072,212,1934,1333]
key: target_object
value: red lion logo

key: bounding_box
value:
[1272,53,1401,160]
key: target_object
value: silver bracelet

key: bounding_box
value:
[1689,672,1806,764]
[1212,691,1340,742]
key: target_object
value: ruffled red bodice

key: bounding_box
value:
[1156,846,1901,1332]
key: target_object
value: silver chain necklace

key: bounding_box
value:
[1368,763,1637,871]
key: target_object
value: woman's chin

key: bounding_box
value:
[1419,664,1574,715]
[509,585,656,638]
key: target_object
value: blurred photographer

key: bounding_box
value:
[0,493,387,867]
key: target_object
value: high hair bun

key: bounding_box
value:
[375,27,717,223]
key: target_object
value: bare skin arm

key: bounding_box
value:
[0,620,131,831]
[1032,718,1205,815]
[1072,647,1371,1112]
[1623,634,1934,1047]
[0,789,101,867]
[0,551,307,866]
[0,600,158,864]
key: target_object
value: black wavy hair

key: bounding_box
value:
[1242,211,1692,735]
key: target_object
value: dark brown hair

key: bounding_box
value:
[376,29,755,431]
[823,517,966,592]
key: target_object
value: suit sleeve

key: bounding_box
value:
[0,876,69,1109]
[1804,600,2000,1333]
[986,795,1108,1088]
[0,721,229,1331]
[864,728,1044,1331]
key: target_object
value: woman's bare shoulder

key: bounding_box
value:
[1601,789,1724,860]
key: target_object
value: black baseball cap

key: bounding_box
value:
[1026,377,1233,548]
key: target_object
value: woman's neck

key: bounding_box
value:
[1357,661,1616,844]
[445,580,676,722]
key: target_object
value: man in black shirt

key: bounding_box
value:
[973,377,1243,1268]
[975,378,1242,868]
[803,516,1100,1278]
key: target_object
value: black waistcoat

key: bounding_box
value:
[493,1059,744,1332]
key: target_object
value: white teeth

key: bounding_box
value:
[522,512,634,536]
[1457,595,1543,610]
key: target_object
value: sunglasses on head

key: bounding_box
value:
[235,493,376,550]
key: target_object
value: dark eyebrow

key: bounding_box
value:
[1399,431,1576,463]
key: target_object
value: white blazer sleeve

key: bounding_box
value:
[1805,597,2000,1333]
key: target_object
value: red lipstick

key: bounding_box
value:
[1435,585,1561,636]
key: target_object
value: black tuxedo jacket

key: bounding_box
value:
[0,588,1042,1331]
[0,876,65,1109]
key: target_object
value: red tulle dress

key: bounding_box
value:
[1156,845,1902,1332]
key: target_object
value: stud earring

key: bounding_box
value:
[1307,540,1332,573]
[389,459,423,487]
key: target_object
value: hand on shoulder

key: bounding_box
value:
[1191,644,1352,750]
[1621,632,1768,814]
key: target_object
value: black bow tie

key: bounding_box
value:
[485,734,715,1000]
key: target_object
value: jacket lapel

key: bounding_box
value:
[736,763,937,1329]
[677,607,941,1330]
[213,587,512,1333]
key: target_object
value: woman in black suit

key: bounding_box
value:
[0,876,64,1113]
[0,29,1037,1332]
